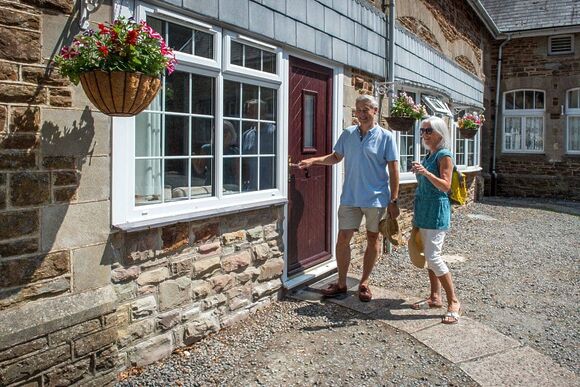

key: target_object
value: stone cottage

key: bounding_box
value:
[0,0,490,385]
[478,0,580,199]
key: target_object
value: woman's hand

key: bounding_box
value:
[411,161,429,176]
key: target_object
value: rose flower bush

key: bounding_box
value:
[54,17,176,85]
[390,92,427,120]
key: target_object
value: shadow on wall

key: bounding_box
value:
[0,107,104,306]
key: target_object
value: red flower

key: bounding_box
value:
[126,29,139,45]
[97,43,109,57]
[98,23,110,34]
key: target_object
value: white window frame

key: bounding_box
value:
[566,87,580,154]
[112,4,286,229]
[502,89,545,154]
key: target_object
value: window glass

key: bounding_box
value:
[568,117,580,151]
[303,93,315,148]
[505,92,514,109]
[230,41,276,74]
[535,91,544,109]
[504,116,522,151]
[223,82,277,194]
[569,89,580,109]
[503,90,545,152]
[194,30,213,58]
[147,16,213,59]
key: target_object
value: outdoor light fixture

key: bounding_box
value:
[79,0,101,29]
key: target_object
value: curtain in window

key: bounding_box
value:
[135,94,163,204]
[569,117,580,151]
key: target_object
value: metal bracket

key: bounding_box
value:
[80,0,101,30]
[373,81,397,98]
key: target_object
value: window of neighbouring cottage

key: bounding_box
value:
[112,3,284,227]
[502,90,545,153]
[566,88,580,153]
[454,109,480,169]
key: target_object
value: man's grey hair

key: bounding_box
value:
[355,94,379,109]
[421,116,451,150]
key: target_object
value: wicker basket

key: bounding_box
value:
[79,71,161,117]
[458,127,479,139]
[385,116,416,132]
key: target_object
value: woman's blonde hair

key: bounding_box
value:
[421,116,451,150]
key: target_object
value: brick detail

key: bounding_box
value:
[10,172,50,206]
[0,251,69,288]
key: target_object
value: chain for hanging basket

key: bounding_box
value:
[386,116,416,132]
[79,71,161,117]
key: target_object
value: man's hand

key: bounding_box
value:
[387,202,400,219]
[298,158,315,169]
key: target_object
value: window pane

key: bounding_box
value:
[303,94,315,148]
[223,120,240,155]
[505,92,514,110]
[135,159,161,205]
[525,117,543,151]
[399,131,414,172]
[165,115,189,156]
[535,91,544,109]
[231,41,243,66]
[166,71,189,113]
[455,136,465,165]
[569,117,580,150]
[135,113,162,157]
[192,118,213,155]
[168,21,192,54]
[524,90,534,109]
[263,51,276,74]
[191,74,213,115]
[194,30,213,58]
[223,81,241,117]
[242,84,259,119]
[467,139,475,166]
[245,45,261,70]
[242,121,258,154]
[165,159,189,201]
[505,117,522,150]
[514,91,524,109]
[261,87,277,121]
[260,122,276,154]
[242,157,258,192]
[570,90,580,109]
[260,157,276,190]
[223,157,240,194]
[190,158,212,198]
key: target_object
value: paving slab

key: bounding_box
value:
[459,346,578,387]
[411,316,520,363]
[369,299,443,334]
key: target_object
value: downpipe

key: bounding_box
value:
[491,35,511,196]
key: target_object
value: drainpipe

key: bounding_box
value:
[491,34,511,196]
[386,0,395,100]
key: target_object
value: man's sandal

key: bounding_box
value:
[410,299,444,310]
[320,283,347,298]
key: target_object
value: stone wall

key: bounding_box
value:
[482,34,580,198]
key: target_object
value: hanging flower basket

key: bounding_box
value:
[458,127,479,139]
[458,112,485,139]
[54,17,176,117]
[386,116,416,132]
[79,71,161,117]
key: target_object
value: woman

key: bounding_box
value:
[410,116,461,324]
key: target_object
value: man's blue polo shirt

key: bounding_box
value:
[333,125,399,208]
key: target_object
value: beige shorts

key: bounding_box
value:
[338,205,386,233]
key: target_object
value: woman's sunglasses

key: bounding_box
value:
[420,127,434,135]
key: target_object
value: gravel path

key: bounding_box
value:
[358,197,580,375]
[117,198,579,385]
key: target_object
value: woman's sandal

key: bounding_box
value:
[410,299,444,310]
[441,308,461,324]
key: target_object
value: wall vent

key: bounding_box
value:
[548,35,574,55]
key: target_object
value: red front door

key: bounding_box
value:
[287,57,333,274]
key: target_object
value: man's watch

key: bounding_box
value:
[390,199,398,205]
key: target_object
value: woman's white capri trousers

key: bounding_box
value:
[419,228,449,277]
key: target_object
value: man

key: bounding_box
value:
[298,95,400,302]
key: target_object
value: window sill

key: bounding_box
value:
[114,196,288,232]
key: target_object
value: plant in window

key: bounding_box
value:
[458,112,485,138]
[54,17,177,116]
[387,92,427,131]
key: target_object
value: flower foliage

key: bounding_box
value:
[458,112,485,131]
[54,17,176,85]
[390,92,427,120]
